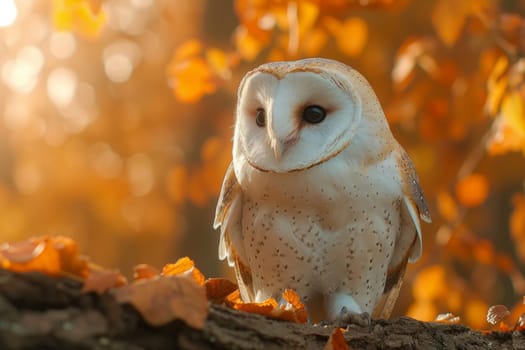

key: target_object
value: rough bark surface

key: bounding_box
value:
[0,269,523,350]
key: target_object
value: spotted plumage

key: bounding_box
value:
[214,58,431,323]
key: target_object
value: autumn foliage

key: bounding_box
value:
[1,0,525,332]
[0,236,306,329]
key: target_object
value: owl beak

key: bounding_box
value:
[271,132,298,161]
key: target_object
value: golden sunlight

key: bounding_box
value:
[0,0,18,27]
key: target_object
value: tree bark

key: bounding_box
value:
[0,269,523,350]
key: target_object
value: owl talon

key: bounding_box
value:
[337,308,371,327]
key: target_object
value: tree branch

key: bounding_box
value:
[0,269,523,349]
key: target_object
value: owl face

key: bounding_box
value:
[234,59,365,173]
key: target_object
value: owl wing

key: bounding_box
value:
[214,163,255,301]
[372,149,431,319]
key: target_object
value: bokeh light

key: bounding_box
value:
[0,0,18,27]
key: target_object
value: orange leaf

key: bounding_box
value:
[431,0,469,46]
[225,289,242,306]
[435,312,461,324]
[205,48,232,80]
[487,118,525,155]
[323,328,349,350]
[455,174,489,208]
[133,264,160,281]
[487,304,511,325]
[234,27,264,61]
[515,313,525,331]
[276,289,308,323]
[204,278,238,302]
[168,58,216,103]
[300,27,327,56]
[501,91,525,137]
[0,239,46,264]
[325,17,368,57]
[82,269,127,294]
[162,257,205,286]
[234,297,278,316]
[486,56,509,116]
[113,275,209,328]
[173,39,203,61]
[0,236,89,278]
[53,0,106,38]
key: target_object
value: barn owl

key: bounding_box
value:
[214,58,431,323]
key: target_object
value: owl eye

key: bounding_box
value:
[255,108,266,127]
[302,105,326,124]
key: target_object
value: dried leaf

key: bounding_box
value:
[113,275,208,328]
[133,264,160,281]
[486,56,509,116]
[174,39,203,61]
[324,17,368,57]
[82,269,127,294]
[431,0,476,46]
[53,0,106,38]
[204,278,238,302]
[205,48,231,80]
[233,297,278,316]
[234,27,264,61]
[0,239,46,264]
[0,236,89,278]
[501,92,525,137]
[323,328,350,350]
[270,289,308,323]
[301,27,327,56]
[226,288,307,323]
[162,257,205,286]
[435,312,461,324]
[487,304,511,325]
[168,57,216,103]
[225,289,242,306]
[515,313,525,330]
[455,174,489,208]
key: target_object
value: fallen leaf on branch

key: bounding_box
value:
[324,328,350,350]
[226,288,307,324]
[487,304,511,325]
[113,275,208,328]
[271,289,308,323]
[204,278,238,302]
[82,269,127,294]
[435,312,461,324]
[515,313,525,331]
[133,264,160,281]
[162,256,205,286]
[0,236,89,278]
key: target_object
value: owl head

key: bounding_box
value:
[233,58,394,173]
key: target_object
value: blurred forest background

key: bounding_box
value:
[1,0,525,329]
